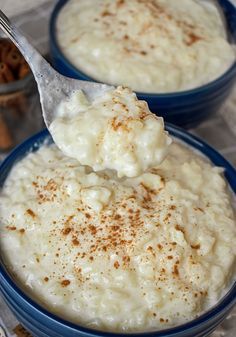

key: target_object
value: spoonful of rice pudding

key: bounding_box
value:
[0,10,171,177]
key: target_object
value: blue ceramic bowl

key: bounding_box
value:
[0,125,236,337]
[49,0,236,128]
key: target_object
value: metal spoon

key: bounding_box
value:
[0,10,113,128]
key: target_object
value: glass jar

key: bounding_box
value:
[0,71,43,155]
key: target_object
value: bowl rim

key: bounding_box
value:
[49,0,236,98]
[0,124,236,336]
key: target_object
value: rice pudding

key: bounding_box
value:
[49,86,171,178]
[56,0,235,93]
[0,140,235,332]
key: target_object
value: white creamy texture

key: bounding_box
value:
[0,142,235,332]
[49,86,171,178]
[57,0,235,93]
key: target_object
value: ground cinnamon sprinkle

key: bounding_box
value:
[72,238,80,246]
[88,224,97,235]
[101,10,113,17]
[194,207,204,213]
[65,215,74,225]
[62,227,72,235]
[117,0,125,6]
[114,214,121,220]
[26,209,36,218]
[61,279,71,287]
[173,264,179,276]
[110,116,129,132]
[186,32,202,46]
[175,224,185,233]
[191,244,200,249]
[114,261,120,269]
[122,256,130,263]
[6,226,16,230]
[34,178,59,204]
[164,213,171,222]
[85,213,91,219]
[111,225,120,231]
[44,179,58,192]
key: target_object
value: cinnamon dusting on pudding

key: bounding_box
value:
[61,279,71,287]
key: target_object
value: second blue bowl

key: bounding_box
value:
[49,0,236,128]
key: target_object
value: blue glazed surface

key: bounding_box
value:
[49,0,236,128]
[0,126,235,337]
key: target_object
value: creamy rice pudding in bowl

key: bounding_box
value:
[50,0,236,127]
[0,87,236,337]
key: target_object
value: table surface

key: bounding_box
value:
[0,1,235,337]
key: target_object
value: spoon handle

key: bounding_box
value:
[0,9,51,78]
